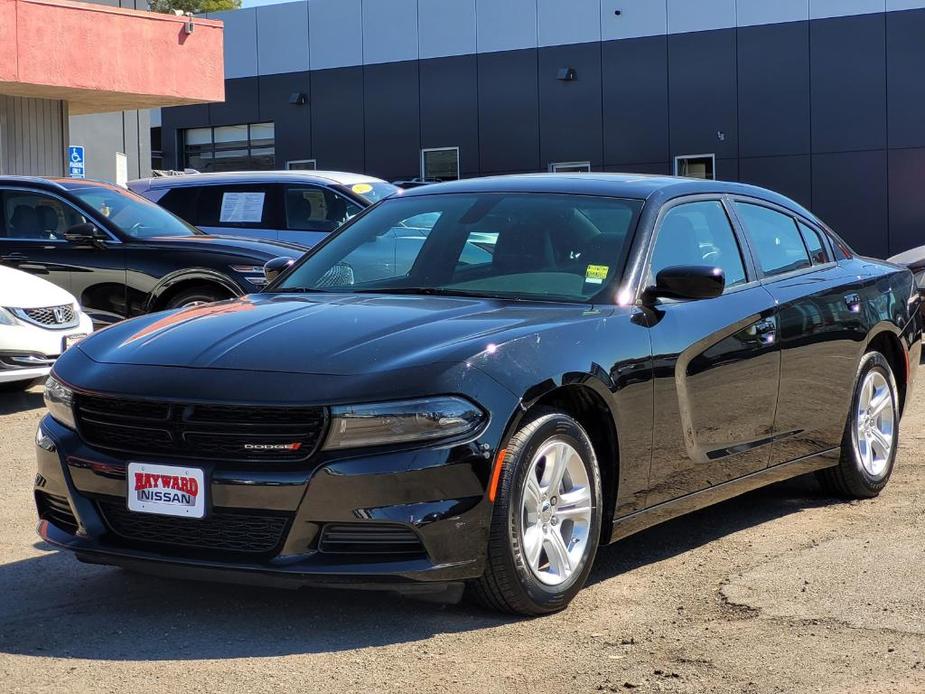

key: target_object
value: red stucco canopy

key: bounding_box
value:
[0,0,224,114]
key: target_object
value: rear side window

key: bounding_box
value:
[734,202,810,277]
[157,187,199,225]
[649,200,747,290]
[798,221,829,265]
[196,184,279,229]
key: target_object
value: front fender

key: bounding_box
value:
[145,268,246,312]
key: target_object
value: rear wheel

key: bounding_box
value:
[470,409,602,615]
[817,351,899,498]
[164,285,231,310]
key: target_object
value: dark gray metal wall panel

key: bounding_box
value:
[258,72,312,166]
[420,55,479,176]
[537,42,603,168]
[739,155,812,209]
[477,49,540,174]
[363,61,420,181]
[209,78,260,126]
[310,66,365,172]
[812,150,889,258]
[605,162,671,175]
[717,157,738,182]
[886,9,925,149]
[667,28,738,159]
[810,13,886,153]
[887,148,925,254]
[602,36,669,167]
[737,21,811,157]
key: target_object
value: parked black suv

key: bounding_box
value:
[0,177,303,325]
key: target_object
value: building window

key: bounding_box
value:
[421,147,460,181]
[674,154,715,180]
[287,159,317,171]
[549,161,591,173]
[182,122,275,173]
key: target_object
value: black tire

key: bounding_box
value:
[816,351,899,499]
[164,285,231,310]
[469,408,603,616]
[0,377,41,393]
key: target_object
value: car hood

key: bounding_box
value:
[142,235,305,260]
[76,293,609,376]
[0,264,78,309]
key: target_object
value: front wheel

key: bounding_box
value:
[470,409,602,615]
[817,350,899,498]
[164,285,231,310]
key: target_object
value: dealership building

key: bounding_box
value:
[160,0,925,258]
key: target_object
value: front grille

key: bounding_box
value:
[36,491,79,534]
[98,500,291,555]
[318,523,426,556]
[73,394,327,463]
[15,304,78,329]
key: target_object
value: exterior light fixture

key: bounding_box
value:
[556,67,577,81]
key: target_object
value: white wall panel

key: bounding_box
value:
[810,0,885,19]
[737,0,808,26]
[215,8,258,78]
[257,2,310,75]
[601,0,667,40]
[887,0,925,9]
[363,0,418,64]
[476,0,537,53]
[537,0,601,47]
[310,0,363,70]
[667,0,735,33]
[419,0,476,58]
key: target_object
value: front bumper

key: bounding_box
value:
[0,313,92,383]
[34,414,499,594]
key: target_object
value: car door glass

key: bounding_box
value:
[0,191,86,241]
[286,186,361,232]
[797,221,829,265]
[649,201,747,290]
[734,202,811,277]
[196,185,275,229]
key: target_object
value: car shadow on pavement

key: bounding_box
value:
[0,388,44,415]
[0,475,836,661]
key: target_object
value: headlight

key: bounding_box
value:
[914,270,925,289]
[322,396,484,450]
[44,376,76,430]
[0,307,18,326]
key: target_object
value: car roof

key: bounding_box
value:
[128,170,389,190]
[396,172,815,218]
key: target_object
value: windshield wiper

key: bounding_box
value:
[350,287,515,300]
[263,287,332,294]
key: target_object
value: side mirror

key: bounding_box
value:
[264,256,295,284]
[644,265,725,302]
[64,222,99,245]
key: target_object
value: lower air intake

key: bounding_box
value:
[318,523,426,556]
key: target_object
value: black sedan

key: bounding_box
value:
[0,177,303,326]
[35,174,920,615]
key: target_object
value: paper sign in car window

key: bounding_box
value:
[585,264,609,285]
[220,192,265,223]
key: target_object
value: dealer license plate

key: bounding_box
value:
[127,462,206,519]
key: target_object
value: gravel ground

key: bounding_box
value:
[1,377,924,693]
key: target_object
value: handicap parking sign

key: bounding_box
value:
[68,145,85,178]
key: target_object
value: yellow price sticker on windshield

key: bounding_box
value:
[585,264,609,284]
[351,183,373,195]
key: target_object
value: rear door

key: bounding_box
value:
[642,197,781,506]
[731,198,866,465]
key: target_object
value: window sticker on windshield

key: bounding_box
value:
[220,192,265,223]
[351,183,373,195]
[585,264,609,285]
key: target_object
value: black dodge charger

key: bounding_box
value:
[35,174,921,615]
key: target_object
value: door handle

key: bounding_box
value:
[844,293,861,313]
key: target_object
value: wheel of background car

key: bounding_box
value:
[816,350,899,499]
[164,285,231,310]
[470,408,602,615]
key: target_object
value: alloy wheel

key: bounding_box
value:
[855,370,895,478]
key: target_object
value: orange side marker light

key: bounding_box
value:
[487,448,507,503]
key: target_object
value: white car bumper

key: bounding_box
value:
[0,313,93,384]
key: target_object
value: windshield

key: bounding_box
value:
[340,181,399,204]
[70,186,201,238]
[275,192,643,303]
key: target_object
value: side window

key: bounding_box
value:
[0,190,86,240]
[797,221,829,265]
[196,184,277,229]
[649,200,747,290]
[157,187,199,225]
[285,186,362,232]
[734,202,811,277]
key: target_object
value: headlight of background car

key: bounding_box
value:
[229,265,268,287]
[322,396,485,450]
[44,376,76,429]
[914,270,925,289]
[0,307,19,326]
